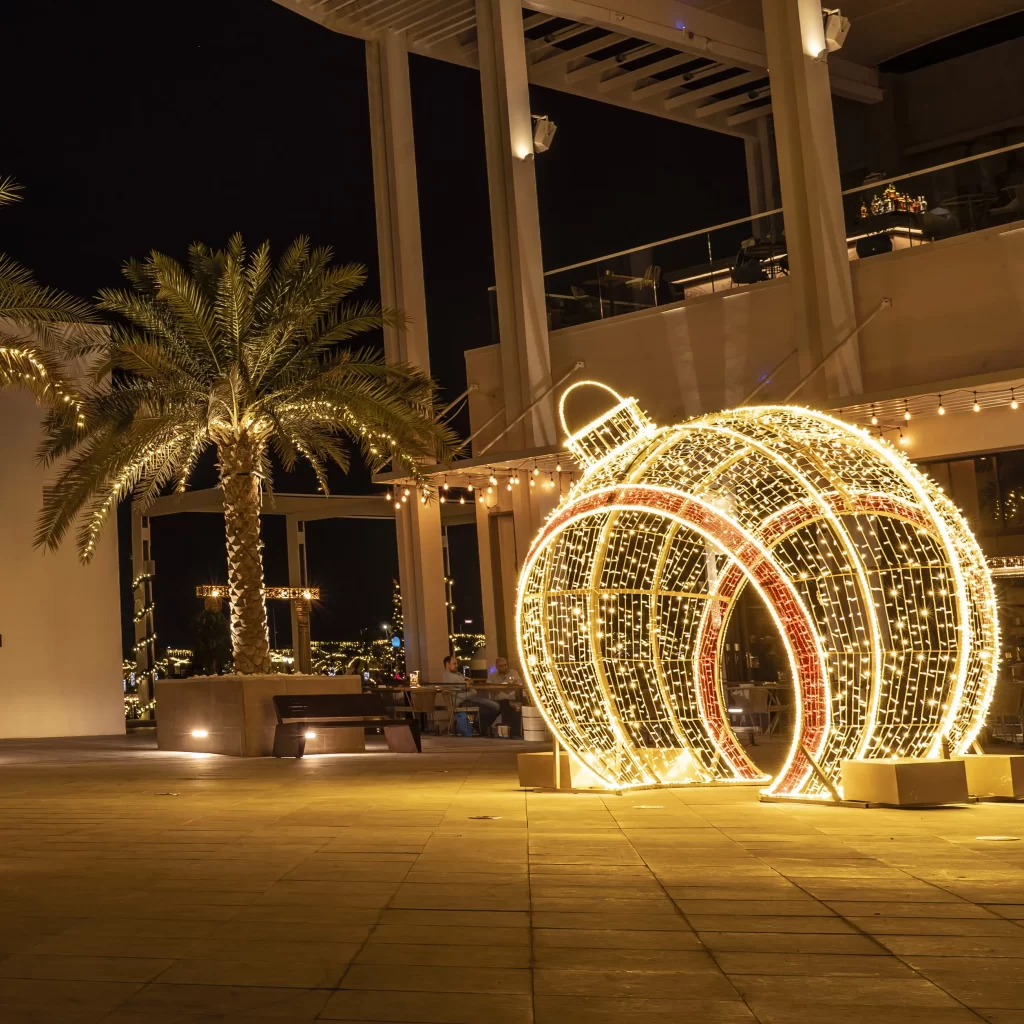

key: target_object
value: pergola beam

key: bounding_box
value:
[728,102,773,127]
[629,60,724,101]
[596,51,695,94]
[564,42,660,84]
[663,69,763,110]
[526,21,594,56]
[696,83,770,118]
[142,487,476,524]
[529,31,625,72]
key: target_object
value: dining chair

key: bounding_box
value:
[393,687,442,734]
[641,264,662,305]
[439,688,481,736]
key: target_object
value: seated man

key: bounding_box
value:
[441,654,499,733]
[488,656,524,738]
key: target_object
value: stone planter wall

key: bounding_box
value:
[155,674,362,756]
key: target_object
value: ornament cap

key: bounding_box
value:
[560,380,653,467]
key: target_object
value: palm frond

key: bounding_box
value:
[0,176,24,206]
[34,233,460,565]
[0,337,83,410]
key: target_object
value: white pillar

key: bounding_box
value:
[285,515,311,673]
[476,0,556,450]
[762,0,860,397]
[130,510,156,713]
[368,30,450,683]
[474,494,500,667]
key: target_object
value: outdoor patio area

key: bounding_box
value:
[0,736,1023,1022]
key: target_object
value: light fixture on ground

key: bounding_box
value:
[516,381,998,800]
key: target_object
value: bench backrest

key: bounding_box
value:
[273,692,388,723]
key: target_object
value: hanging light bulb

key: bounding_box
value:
[937,395,945,416]
[899,429,908,446]
[555,463,562,473]
[533,467,540,476]
[459,494,466,504]
[489,473,497,485]
[870,404,878,426]
[973,392,981,412]
[386,491,393,502]
[394,501,401,510]
[486,485,493,494]
[440,494,446,504]
[506,481,513,491]
[529,476,535,487]
[1012,388,1018,411]
[442,480,449,491]
[467,483,474,492]
[903,400,911,422]
[404,488,410,496]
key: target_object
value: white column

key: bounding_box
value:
[368,30,450,683]
[474,494,500,667]
[395,499,449,683]
[285,515,311,673]
[130,510,156,713]
[476,0,556,450]
[762,0,860,396]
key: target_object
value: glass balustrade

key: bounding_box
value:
[486,141,1024,340]
[842,141,1024,259]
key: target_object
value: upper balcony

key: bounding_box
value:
[489,142,1024,336]
[469,142,1024,461]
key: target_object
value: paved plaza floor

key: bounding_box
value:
[2,733,1024,1022]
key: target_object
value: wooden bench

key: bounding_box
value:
[272,693,421,757]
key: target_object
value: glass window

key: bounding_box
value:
[999,451,1024,528]
[974,456,1001,529]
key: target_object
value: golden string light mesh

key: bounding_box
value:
[515,382,999,799]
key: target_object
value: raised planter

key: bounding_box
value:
[956,754,1024,799]
[518,751,573,790]
[841,757,969,806]
[155,674,362,756]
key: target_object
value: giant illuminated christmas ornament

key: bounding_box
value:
[516,382,998,799]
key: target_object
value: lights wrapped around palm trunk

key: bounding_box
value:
[516,382,998,799]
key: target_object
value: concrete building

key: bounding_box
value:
[0,345,123,738]
[273,0,1024,681]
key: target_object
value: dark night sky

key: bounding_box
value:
[1,0,748,655]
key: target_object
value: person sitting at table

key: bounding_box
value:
[441,655,499,733]
[488,656,524,738]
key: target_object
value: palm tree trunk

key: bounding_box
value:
[218,435,272,675]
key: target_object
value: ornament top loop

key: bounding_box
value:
[559,380,653,468]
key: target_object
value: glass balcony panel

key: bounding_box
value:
[843,142,1024,260]
[487,142,1024,337]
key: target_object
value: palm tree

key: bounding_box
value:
[36,234,457,675]
[0,175,95,404]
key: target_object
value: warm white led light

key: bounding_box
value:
[515,383,998,800]
[191,729,208,738]
[305,731,317,739]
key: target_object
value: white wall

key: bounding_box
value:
[0,390,124,737]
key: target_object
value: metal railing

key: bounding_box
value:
[487,141,1024,338]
